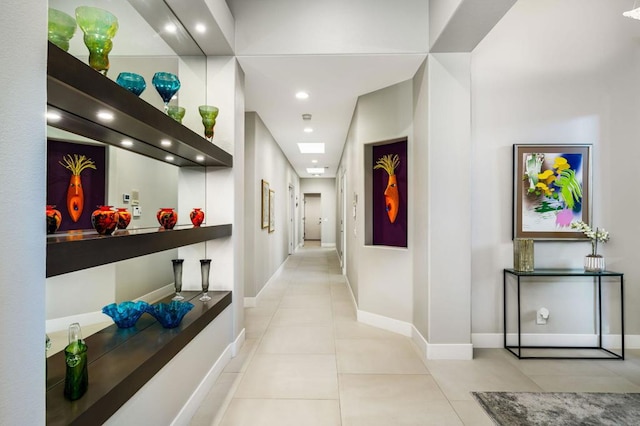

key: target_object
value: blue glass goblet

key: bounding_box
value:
[116,72,146,96]
[152,72,181,113]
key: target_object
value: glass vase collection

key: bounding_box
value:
[116,72,146,96]
[75,6,119,75]
[200,259,212,301]
[190,208,205,227]
[157,208,178,230]
[48,8,77,52]
[172,259,184,301]
[91,206,119,235]
[152,72,181,113]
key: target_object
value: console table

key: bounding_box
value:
[503,268,624,360]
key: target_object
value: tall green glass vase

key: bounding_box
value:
[199,105,219,141]
[64,322,88,401]
[75,6,118,75]
[48,8,77,52]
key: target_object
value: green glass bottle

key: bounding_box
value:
[64,323,88,400]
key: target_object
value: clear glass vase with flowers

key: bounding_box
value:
[571,221,610,272]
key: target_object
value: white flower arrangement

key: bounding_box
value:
[571,221,610,256]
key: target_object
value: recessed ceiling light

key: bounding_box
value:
[165,23,177,33]
[303,127,313,133]
[313,174,320,177]
[196,155,205,162]
[121,140,133,147]
[298,143,325,154]
[295,91,309,100]
[306,167,325,174]
[161,139,172,147]
[46,111,61,122]
[195,23,206,33]
[311,159,318,164]
[97,111,114,121]
[165,155,175,162]
[302,113,312,120]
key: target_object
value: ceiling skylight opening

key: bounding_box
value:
[311,159,318,164]
[165,155,175,162]
[306,167,325,174]
[303,127,313,133]
[46,111,62,122]
[97,111,114,121]
[195,23,206,33]
[165,23,178,33]
[121,140,133,147]
[298,143,325,154]
[295,91,309,100]
[161,139,172,147]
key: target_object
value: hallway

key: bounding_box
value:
[190,246,640,425]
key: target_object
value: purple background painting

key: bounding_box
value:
[47,140,106,231]
[372,140,407,247]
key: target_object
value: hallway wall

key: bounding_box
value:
[300,178,337,246]
[471,0,640,338]
[244,112,300,298]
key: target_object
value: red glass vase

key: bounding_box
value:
[91,206,119,235]
[46,205,62,234]
[157,208,178,230]
[190,208,205,227]
[116,208,131,229]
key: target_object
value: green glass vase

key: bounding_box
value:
[198,105,219,140]
[64,322,88,401]
[167,106,186,124]
[48,8,76,52]
[75,6,118,75]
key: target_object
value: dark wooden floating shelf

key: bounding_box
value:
[47,42,232,168]
[46,291,232,426]
[47,224,232,277]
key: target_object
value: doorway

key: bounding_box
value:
[288,185,295,254]
[304,193,322,243]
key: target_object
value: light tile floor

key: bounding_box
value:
[190,245,640,425]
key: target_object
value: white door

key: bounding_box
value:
[288,185,295,254]
[304,194,322,241]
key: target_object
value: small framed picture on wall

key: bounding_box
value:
[513,144,591,240]
[261,179,269,229]
[269,189,275,233]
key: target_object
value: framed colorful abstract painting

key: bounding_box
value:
[513,144,591,240]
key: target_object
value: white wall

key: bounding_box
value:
[244,112,300,298]
[0,0,46,423]
[229,0,428,55]
[339,80,415,323]
[300,178,336,246]
[471,0,640,337]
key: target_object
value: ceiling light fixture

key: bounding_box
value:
[307,168,325,174]
[165,23,177,33]
[302,113,312,120]
[165,155,175,162]
[624,1,640,19]
[121,140,133,147]
[311,159,318,164]
[196,155,205,162]
[298,143,325,154]
[195,23,206,33]
[161,139,172,147]
[296,91,309,100]
[303,127,313,133]
[97,111,114,121]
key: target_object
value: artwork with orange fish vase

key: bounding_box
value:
[374,154,400,224]
[59,154,96,223]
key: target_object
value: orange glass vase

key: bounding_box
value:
[46,205,62,234]
[157,208,178,230]
[91,206,119,235]
[190,208,205,227]
[116,208,131,229]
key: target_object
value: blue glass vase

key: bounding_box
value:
[116,72,146,96]
[152,72,180,113]
[146,301,194,328]
[102,301,149,328]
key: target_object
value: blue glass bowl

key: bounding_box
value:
[102,301,149,328]
[152,72,181,104]
[146,301,193,328]
[116,72,146,96]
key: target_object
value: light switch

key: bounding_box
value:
[132,206,141,217]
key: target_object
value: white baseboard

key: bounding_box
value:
[244,256,290,307]
[321,243,336,248]
[472,332,639,349]
[427,343,474,360]
[172,328,245,425]
[357,310,413,337]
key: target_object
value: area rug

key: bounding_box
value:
[472,392,640,426]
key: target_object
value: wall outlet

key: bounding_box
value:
[536,307,549,325]
[132,206,141,217]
